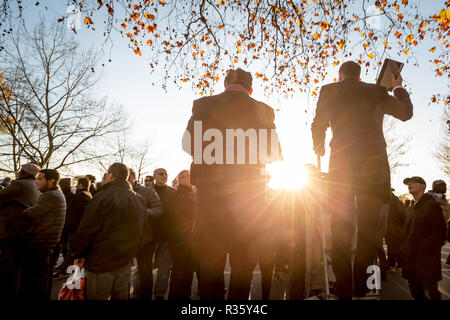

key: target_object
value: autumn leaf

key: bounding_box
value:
[106,4,114,15]
[313,33,320,40]
[320,21,330,30]
[367,52,374,59]
[84,17,93,25]
[134,48,142,56]
[397,13,404,21]
[403,49,409,55]
[363,42,369,49]
[181,78,189,83]
[146,39,153,45]
[405,34,414,43]
[383,40,388,46]
[429,46,436,52]
[337,40,345,50]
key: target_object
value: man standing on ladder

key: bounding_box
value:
[311,61,413,299]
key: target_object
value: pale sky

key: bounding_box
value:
[15,1,449,195]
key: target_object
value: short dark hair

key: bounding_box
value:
[145,175,153,181]
[77,177,90,190]
[224,68,253,91]
[39,169,60,184]
[108,163,129,181]
[59,178,72,190]
[129,168,136,178]
[86,174,96,182]
[339,61,361,79]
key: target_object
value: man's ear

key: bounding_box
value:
[338,72,343,82]
[249,88,253,95]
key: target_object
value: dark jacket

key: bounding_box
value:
[63,189,92,234]
[71,180,145,273]
[62,189,75,206]
[311,80,413,201]
[152,184,176,243]
[167,185,196,248]
[387,192,406,239]
[184,90,282,186]
[22,186,66,251]
[133,183,162,244]
[401,194,447,283]
[0,178,40,238]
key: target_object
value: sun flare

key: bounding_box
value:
[265,160,308,190]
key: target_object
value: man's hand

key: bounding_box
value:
[391,73,403,88]
[74,258,85,268]
[314,145,325,157]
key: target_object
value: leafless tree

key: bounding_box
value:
[97,136,158,182]
[434,107,450,179]
[0,20,128,173]
[384,116,412,174]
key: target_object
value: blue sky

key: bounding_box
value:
[15,1,449,194]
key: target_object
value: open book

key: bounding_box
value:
[376,58,404,91]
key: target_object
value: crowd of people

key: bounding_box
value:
[0,64,449,301]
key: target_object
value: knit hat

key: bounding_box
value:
[21,163,41,177]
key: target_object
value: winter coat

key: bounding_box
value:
[133,184,162,244]
[22,186,66,252]
[152,184,176,243]
[167,185,196,248]
[63,189,92,234]
[311,80,413,202]
[0,178,40,239]
[71,180,145,273]
[401,194,447,283]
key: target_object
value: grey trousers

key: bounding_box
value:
[86,263,131,300]
[154,242,172,297]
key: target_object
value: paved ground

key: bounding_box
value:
[51,243,450,300]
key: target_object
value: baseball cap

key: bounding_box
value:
[403,176,426,187]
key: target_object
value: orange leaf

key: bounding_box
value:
[367,53,374,59]
[337,40,345,50]
[84,17,93,24]
[429,46,436,52]
[313,33,320,40]
[405,34,414,43]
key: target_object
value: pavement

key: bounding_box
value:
[51,243,450,300]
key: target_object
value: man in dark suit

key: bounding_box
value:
[311,61,413,299]
[183,68,282,299]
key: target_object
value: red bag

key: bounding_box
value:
[58,265,86,300]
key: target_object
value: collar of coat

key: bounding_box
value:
[225,84,250,95]
[102,180,132,191]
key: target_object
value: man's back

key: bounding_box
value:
[312,79,413,156]
[71,181,144,273]
[187,90,279,184]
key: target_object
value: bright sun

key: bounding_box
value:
[265,160,308,190]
